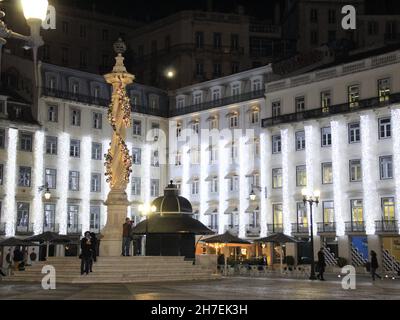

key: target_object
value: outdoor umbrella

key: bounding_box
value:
[202,231,252,275]
[26,232,72,258]
[0,237,38,247]
[255,233,303,273]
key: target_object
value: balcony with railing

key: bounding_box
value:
[15,223,34,235]
[345,221,366,234]
[246,225,261,237]
[291,223,309,236]
[262,93,400,128]
[267,223,283,234]
[375,220,399,234]
[67,224,82,235]
[0,222,5,235]
[170,89,265,117]
[208,224,219,233]
[90,226,102,234]
[224,225,239,235]
[43,223,59,233]
[317,222,336,235]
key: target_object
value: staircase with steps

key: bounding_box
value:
[3,256,220,284]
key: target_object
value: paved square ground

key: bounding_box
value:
[0,275,399,300]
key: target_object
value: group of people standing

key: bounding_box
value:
[80,231,97,275]
[122,217,141,256]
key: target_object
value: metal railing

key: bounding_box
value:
[67,224,82,235]
[262,93,400,128]
[15,223,34,235]
[224,225,239,235]
[43,223,59,233]
[170,89,265,117]
[208,225,219,233]
[375,219,399,233]
[267,223,283,233]
[345,221,365,233]
[291,223,309,234]
[246,225,261,236]
[317,222,336,234]
[0,222,5,235]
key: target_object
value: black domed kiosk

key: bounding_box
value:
[131,181,213,259]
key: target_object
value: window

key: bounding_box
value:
[193,93,202,104]
[16,203,30,231]
[0,129,4,148]
[68,171,80,191]
[348,85,360,108]
[231,62,239,74]
[190,148,199,164]
[175,152,182,166]
[191,180,199,195]
[321,127,331,147]
[232,84,240,96]
[322,163,333,184]
[252,79,262,91]
[272,168,282,189]
[67,205,79,229]
[47,104,58,122]
[43,204,56,230]
[18,166,31,187]
[212,89,220,101]
[250,110,259,124]
[62,21,69,34]
[378,78,390,102]
[328,30,336,42]
[351,199,363,222]
[254,140,260,158]
[272,101,281,118]
[229,211,239,228]
[93,112,102,129]
[20,133,32,152]
[149,95,159,109]
[177,98,185,109]
[349,160,362,182]
[310,30,318,45]
[46,136,57,155]
[272,135,281,154]
[249,210,260,228]
[229,114,239,128]
[45,169,57,189]
[382,197,395,220]
[230,142,238,161]
[328,9,336,24]
[150,179,159,197]
[133,120,142,136]
[323,201,334,223]
[209,145,218,163]
[91,143,102,160]
[132,177,141,196]
[79,50,88,68]
[151,150,159,167]
[191,122,199,134]
[132,148,141,164]
[273,204,283,226]
[213,32,222,49]
[0,164,3,185]
[70,139,80,157]
[321,91,331,112]
[229,176,239,192]
[195,31,204,48]
[71,109,81,126]
[379,118,391,139]
[91,173,101,192]
[231,34,239,50]
[213,63,222,77]
[90,206,100,232]
[295,131,305,151]
[380,156,393,179]
[210,178,218,193]
[295,96,305,112]
[195,63,204,76]
[310,8,318,22]
[210,118,218,130]
[210,213,218,230]
[176,124,182,138]
[296,165,307,187]
[348,122,360,143]
[297,202,308,225]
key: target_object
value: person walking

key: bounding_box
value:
[80,231,93,275]
[370,250,382,281]
[12,247,24,271]
[121,218,132,256]
[89,232,98,272]
[317,248,326,281]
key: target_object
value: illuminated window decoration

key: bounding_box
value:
[32,131,45,235]
[360,112,379,235]
[391,108,400,223]
[4,128,18,236]
[57,133,70,235]
[331,118,347,236]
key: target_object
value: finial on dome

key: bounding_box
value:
[113,38,127,55]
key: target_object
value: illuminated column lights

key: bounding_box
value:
[391,108,400,224]
[101,139,111,229]
[4,128,18,236]
[360,113,380,235]
[260,130,272,237]
[126,142,133,218]
[238,136,249,238]
[142,143,151,203]
[331,119,347,236]
[281,127,295,235]
[80,136,92,233]
[181,143,190,200]
[218,138,229,234]
[32,131,44,235]
[199,141,209,224]
[304,123,320,235]
[56,133,70,235]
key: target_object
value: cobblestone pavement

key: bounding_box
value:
[0,275,399,300]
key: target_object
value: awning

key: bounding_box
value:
[225,172,238,179]
[205,174,218,181]
[224,206,239,215]
[245,170,259,177]
[204,207,219,215]
[245,204,260,213]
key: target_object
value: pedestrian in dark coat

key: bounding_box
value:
[317,248,326,281]
[88,232,98,272]
[370,250,381,281]
[80,231,93,275]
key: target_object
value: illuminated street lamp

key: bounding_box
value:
[138,203,156,255]
[302,188,320,280]
[38,184,51,200]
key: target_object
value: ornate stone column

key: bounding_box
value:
[100,39,134,256]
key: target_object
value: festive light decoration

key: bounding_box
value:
[126,142,133,218]
[143,143,151,203]
[391,108,400,224]
[181,143,190,199]
[239,135,248,238]
[81,136,92,233]
[260,130,271,236]
[218,137,229,234]
[57,133,70,235]
[199,141,208,224]
[32,131,44,235]
[4,128,18,237]
[331,118,346,236]
[360,112,379,235]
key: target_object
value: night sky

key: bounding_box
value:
[55,0,400,21]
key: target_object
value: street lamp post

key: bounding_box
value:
[249,185,267,201]
[38,183,51,200]
[138,203,156,255]
[302,188,320,280]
